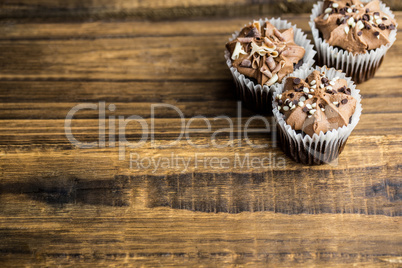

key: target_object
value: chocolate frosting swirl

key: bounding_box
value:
[275,70,357,137]
[226,20,306,86]
[314,0,396,54]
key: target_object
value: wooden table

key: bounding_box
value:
[0,8,401,267]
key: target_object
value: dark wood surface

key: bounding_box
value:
[0,0,401,20]
[0,8,401,267]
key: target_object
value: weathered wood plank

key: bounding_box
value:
[0,16,312,40]
[0,209,400,267]
[0,36,400,80]
[0,76,402,103]
[0,97,400,119]
[0,0,401,21]
[1,140,401,215]
[0,133,401,173]
[0,13,400,80]
[0,113,401,149]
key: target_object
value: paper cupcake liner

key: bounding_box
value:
[225,17,316,115]
[272,66,363,165]
[309,0,397,84]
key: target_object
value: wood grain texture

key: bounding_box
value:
[0,0,401,21]
[0,12,401,267]
[0,15,401,81]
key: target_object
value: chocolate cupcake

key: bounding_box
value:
[225,18,316,114]
[272,66,362,165]
[310,0,397,83]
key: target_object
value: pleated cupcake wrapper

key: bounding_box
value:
[225,17,316,115]
[272,66,363,165]
[309,0,397,84]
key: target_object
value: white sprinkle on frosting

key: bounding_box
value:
[298,101,304,107]
[303,87,309,93]
[333,101,339,105]
[357,20,365,30]
[283,106,289,111]
[325,7,332,14]
[308,94,313,99]
[310,80,316,86]
[300,96,306,102]
[344,26,350,35]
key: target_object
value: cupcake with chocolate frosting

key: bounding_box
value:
[272,66,362,165]
[225,18,316,114]
[310,0,397,83]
